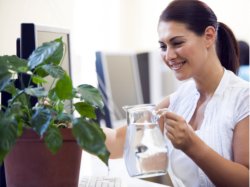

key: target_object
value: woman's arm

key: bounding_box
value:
[165,112,249,186]
[102,125,127,159]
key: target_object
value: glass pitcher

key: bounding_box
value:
[123,104,168,178]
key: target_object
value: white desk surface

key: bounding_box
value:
[79,151,171,187]
[121,178,168,187]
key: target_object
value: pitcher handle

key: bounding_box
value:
[154,108,171,121]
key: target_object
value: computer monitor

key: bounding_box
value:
[149,50,181,104]
[19,23,72,112]
[96,51,144,128]
[1,23,72,115]
[136,52,151,104]
[20,23,71,86]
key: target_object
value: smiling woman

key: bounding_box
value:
[102,1,249,187]
[155,1,249,186]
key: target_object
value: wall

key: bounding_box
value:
[206,0,250,43]
[1,0,249,54]
[119,0,250,51]
[0,0,75,55]
[0,0,249,87]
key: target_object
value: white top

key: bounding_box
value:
[167,70,250,187]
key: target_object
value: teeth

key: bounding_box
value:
[170,63,183,70]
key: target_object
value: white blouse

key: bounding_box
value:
[167,70,250,187]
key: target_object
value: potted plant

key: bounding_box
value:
[0,38,110,187]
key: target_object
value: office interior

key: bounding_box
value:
[0,0,249,186]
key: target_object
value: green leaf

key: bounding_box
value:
[9,90,25,106]
[24,87,48,97]
[45,126,62,154]
[34,67,49,78]
[48,88,58,100]
[0,61,13,91]
[55,113,73,123]
[28,38,63,70]
[31,107,52,136]
[42,64,65,79]
[74,102,96,119]
[55,74,73,100]
[3,82,18,95]
[0,71,12,91]
[32,75,48,85]
[0,55,28,73]
[44,38,64,66]
[77,84,104,108]
[0,116,18,164]
[72,118,110,166]
[8,102,23,115]
[0,56,27,93]
[55,101,65,113]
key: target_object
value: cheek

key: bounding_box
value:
[178,43,205,63]
[160,51,170,66]
[177,44,195,58]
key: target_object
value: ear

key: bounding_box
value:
[204,26,216,48]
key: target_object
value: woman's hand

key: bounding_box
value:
[163,111,196,152]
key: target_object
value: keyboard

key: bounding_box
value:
[79,176,122,187]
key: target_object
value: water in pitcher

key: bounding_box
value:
[124,122,168,178]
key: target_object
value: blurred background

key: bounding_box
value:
[0,0,249,86]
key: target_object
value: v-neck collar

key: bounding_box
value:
[190,69,230,131]
[193,69,229,97]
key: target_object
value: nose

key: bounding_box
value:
[161,47,177,62]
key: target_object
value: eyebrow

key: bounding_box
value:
[159,36,185,43]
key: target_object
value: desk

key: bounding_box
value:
[79,151,172,187]
[122,177,169,187]
[79,176,168,187]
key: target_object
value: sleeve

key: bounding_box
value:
[233,87,250,124]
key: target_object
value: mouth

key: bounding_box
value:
[168,60,186,71]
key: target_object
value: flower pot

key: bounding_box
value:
[4,128,82,187]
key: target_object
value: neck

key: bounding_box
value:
[194,57,224,99]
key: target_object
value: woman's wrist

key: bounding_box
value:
[183,132,209,161]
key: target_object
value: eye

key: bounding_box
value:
[172,41,184,47]
[159,42,167,51]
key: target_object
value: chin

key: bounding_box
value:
[174,72,190,81]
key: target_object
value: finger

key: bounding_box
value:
[156,108,171,117]
[165,118,178,127]
[164,123,178,139]
[165,130,175,142]
[164,111,184,121]
[165,123,174,133]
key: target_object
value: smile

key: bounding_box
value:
[169,61,186,71]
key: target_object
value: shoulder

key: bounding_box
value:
[225,70,250,123]
[156,79,195,109]
[225,70,249,100]
[227,70,249,89]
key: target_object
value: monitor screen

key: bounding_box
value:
[96,52,144,127]
[34,25,71,91]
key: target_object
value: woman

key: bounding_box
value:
[104,0,249,186]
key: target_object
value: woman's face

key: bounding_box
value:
[158,21,209,81]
